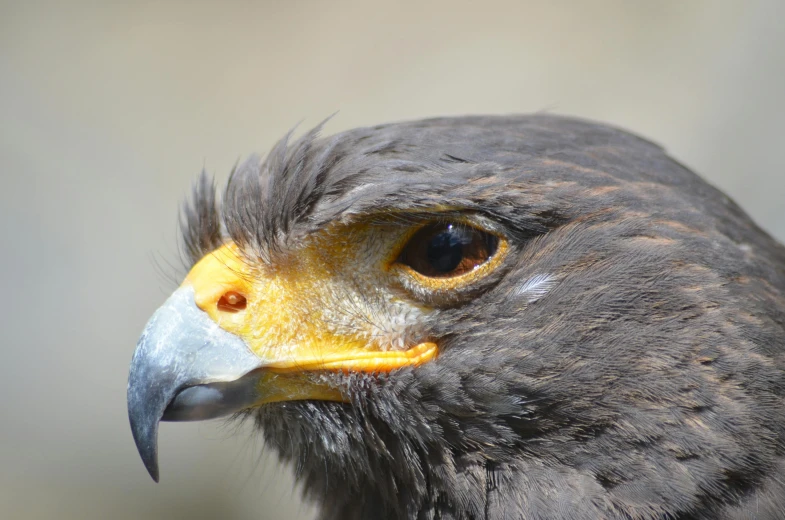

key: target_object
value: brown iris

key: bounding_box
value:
[397,223,499,278]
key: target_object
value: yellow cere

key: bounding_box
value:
[181,222,439,375]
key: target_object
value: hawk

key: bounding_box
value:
[128,115,785,519]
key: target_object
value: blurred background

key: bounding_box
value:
[1,1,783,518]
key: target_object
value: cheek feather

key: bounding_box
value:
[361,300,430,351]
[319,285,431,352]
[511,273,558,303]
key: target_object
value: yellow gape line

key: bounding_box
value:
[268,341,439,373]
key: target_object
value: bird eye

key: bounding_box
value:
[397,223,499,278]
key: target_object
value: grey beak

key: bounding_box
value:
[127,286,263,482]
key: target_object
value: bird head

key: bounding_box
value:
[128,115,785,519]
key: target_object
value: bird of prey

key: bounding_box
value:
[128,115,785,519]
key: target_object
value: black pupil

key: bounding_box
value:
[426,225,471,273]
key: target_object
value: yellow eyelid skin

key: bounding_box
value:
[387,221,510,292]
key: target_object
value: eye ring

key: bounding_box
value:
[391,221,508,292]
[396,222,499,278]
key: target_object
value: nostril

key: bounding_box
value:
[217,291,247,313]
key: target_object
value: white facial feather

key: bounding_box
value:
[511,273,557,303]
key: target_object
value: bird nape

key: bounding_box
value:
[127,115,785,520]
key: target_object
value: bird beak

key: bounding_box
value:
[127,285,265,482]
[128,243,437,482]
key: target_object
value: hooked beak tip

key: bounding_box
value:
[128,397,162,482]
[146,454,161,483]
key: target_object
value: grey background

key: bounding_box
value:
[1,1,783,519]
